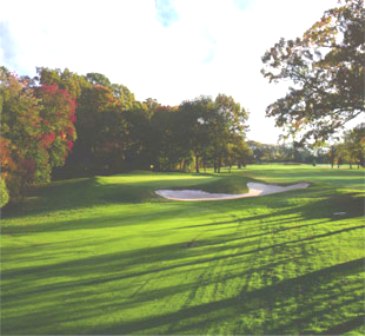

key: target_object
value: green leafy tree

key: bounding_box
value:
[212,94,249,172]
[350,124,365,167]
[111,84,136,110]
[262,0,364,142]
[67,84,128,173]
[148,106,181,171]
[37,67,90,99]
[123,107,152,170]
[226,136,253,170]
[0,177,9,208]
[179,96,216,173]
[341,124,365,168]
[85,72,111,87]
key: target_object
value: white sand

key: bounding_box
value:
[155,182,310,201]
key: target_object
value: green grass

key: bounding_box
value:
[1,164,364,335]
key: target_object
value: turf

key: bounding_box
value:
[1,164,364,335]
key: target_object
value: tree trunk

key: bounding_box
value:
[217,157,221,173]
[195,156,200,173]
[330,146,335,168]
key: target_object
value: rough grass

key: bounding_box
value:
[1,164,364,335]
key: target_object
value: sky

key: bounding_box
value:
[0,0,338,144]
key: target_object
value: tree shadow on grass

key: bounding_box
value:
[2,171,364,334]
[2,230,364,335]
[180,190,364,229]
[1,204,186,235]
[320,315,365,335]
[94,258,365,335]
[2,205,364,335]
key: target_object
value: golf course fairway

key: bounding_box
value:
[1,164,364,335]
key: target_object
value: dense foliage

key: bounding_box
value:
[0,67,251,205]
[0,68,77,203]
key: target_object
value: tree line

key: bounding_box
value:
[0,67,251,206]
[1,0,363,207]
[328,123,365,169]
[248,131,365,168]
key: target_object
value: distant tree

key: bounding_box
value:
[123,107,152,170]
[212,94,249,172]
[227,136,253,169]
[178,95,249,173]
[179,96,216,173]
[341,124,365,168]
[351,124,365,168]
[334,143,348,168]
[144,98,160,113]
[85,72,111,87]
[148,106,183,171]
[247,141,265,163]
[247,140,314,163]
[262,0,365,142]
[111,84,136,110]
[36,67,61,86]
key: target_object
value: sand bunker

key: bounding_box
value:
[155,182,310,201]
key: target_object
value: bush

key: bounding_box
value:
[0,178,9,208]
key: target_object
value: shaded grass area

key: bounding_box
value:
[172,174,250,194]
[1,165,364,335]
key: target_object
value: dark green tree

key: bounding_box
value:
[66,85,126,173]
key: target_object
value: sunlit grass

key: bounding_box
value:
[1,165,364,335]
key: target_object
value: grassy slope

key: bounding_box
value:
[1,165,364,335]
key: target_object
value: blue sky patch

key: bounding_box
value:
[155,0,179,27]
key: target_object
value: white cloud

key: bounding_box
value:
[0,0,338,143]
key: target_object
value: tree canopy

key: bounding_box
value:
[0,67,251,205]
[261,0,365,142]
[0,68,77,200]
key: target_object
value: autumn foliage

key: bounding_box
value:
[0,69,77,204]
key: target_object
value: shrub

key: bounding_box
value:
[0,178,9,208]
